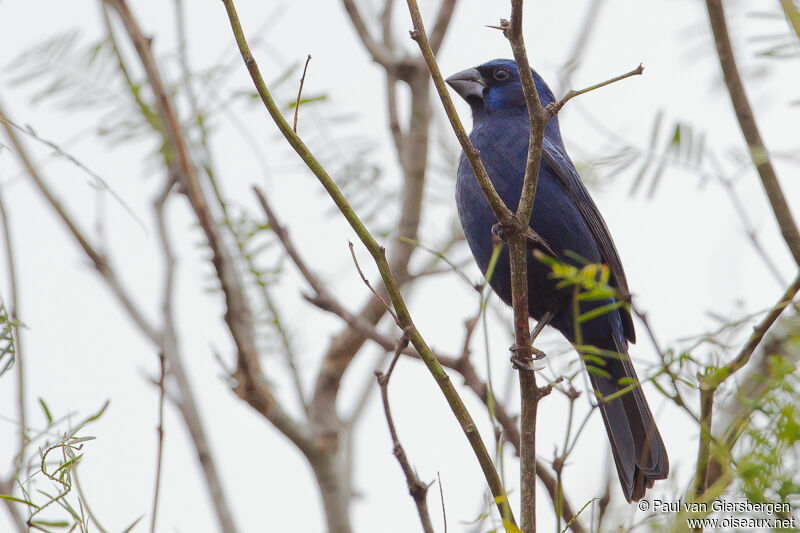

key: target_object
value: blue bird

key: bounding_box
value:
[446,59,668,502]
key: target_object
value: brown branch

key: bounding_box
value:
[0,175,25,479]
[293,54,312,133]
[691,384,715,502]
[0,179,26,533]
[428,0,458,55]
[705,0,800,267]
[707,314,800,487]
[303,287,588,533]
[501,4,547,531]
[341,0,395,66]
[375,333,435,533]
[437,472,447,533]
[2,94,247,533]
[223,1,514,526]
[104,0,313,454]
[546,64,644,118]
[150,350,167,533]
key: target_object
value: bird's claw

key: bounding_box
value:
[509,345,537,371]
[491,223,510,244]
[510,354,536,371]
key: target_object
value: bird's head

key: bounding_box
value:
[446,59,556,121]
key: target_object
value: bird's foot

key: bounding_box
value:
[509,345,537,371]
[491,222,512,244]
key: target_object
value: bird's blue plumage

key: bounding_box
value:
[449,59,667,502]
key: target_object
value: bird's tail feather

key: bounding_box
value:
[582,321,668,502]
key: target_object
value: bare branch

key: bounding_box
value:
[149,351,167,533]
[375,333,435,533]
[349,242,401,327]
[341,0,395,66]
[546,64,644,118]
[103,0,313,457]
[293,54,312,133]
[428,0,458,55]
[437,472,447,533]
[705,0,800,267]
[0,173,25,479]
[692,385,715,500]
[0,180,26,533]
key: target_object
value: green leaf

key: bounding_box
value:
[502,519,523,533]
[39,398,53,424]
[0,494,39,508]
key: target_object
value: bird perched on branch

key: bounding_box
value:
[446,59,668,502]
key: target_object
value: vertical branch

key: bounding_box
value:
[503,1,546,228]
[705,0,800,267]
[691,383,715,501]
[0,178,25,475]
[503,3,549,531]
[149,351,167,533]
[0,172,28,533]
[509,235,537,533]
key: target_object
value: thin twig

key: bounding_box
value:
[691,384,715,503]
[437,471,447,533]
[349,242,401,327]
[376,332,434,533]
[293,54,312,133]
[0,174,27,533]
[0,117,146,232]
[546,64,644,118]
[705,0,800,267]
[0,178,25,476]
[150,351,167,533]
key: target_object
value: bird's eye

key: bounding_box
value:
[493,68,510,82]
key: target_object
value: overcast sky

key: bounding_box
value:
[1,0,800,532]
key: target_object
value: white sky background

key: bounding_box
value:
[1,0,799,532]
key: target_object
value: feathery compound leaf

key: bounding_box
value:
[0,302,15,376]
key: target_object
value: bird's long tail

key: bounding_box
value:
[580,315,669,502]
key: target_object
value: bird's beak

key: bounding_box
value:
[445,68,485,101]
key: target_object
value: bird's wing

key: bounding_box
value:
[541,136,636,343]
